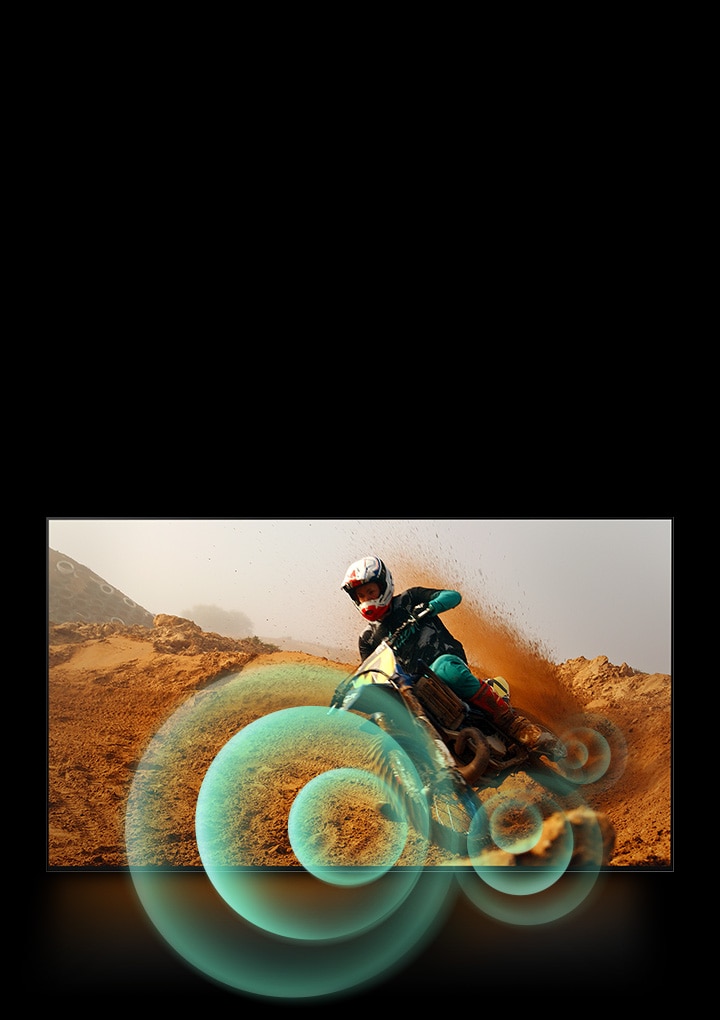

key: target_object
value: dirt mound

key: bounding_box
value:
[48,614,671,869]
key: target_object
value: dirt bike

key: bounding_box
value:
[329,611,568,854]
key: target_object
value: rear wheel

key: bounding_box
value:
[453,726,491,783]
[513,706,580,793]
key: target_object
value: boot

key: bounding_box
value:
[467,682,549,753]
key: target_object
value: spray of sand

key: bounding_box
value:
[388,551,584,729]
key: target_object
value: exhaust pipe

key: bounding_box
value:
[455,727,491,784]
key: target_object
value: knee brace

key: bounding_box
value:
[430,654,482,698]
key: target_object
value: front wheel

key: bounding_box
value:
[427,775,479,855]
[378,738,479,857]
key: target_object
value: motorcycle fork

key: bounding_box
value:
[397,685,466,780]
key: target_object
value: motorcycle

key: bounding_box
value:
[329,611,568,854]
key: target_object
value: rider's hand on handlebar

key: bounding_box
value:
[410,602,433,623]
[391,608,430,649]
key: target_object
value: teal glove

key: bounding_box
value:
[428,590,462,615]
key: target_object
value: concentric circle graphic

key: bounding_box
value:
[462,759,610,921]
[193,706,430,941]
[457,864,601,926]
[125,663,621,995]
[125,667,457,999]
[468,788,573,896]
[128,865,456,1000]
[487,795,544,854]
[287,767,409,886]
[557,713,628,790]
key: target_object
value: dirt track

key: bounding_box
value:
[48,615,671,870]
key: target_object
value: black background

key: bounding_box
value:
[37,867,673,1008]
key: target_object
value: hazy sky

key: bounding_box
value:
[47,518,672,674]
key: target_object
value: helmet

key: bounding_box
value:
[342,556,394,622]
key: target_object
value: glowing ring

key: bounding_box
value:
[125,664,457,1000]
[557,713,628,790]
[468,789,573,896]
[458,865,601,926]
[193,706,429,941]
[287,768,409,886]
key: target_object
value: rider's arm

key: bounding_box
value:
[427,589,461,615]
[359,626,377,660]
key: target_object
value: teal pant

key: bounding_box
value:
[430,654,481,698]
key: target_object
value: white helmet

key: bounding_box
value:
[341,556,394,622]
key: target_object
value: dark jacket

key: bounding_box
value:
[358,586,467,676]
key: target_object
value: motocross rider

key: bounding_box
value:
[342,555,559,756]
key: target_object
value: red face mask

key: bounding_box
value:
[359,600,391,622]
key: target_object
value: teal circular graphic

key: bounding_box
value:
[287,768,408,885]
[557,713,628,790]
[457,864,601,926]
[125,664,458,998]
[462,763,609,921]
[561,727,610,784]
[129,864,456,1000]
[487,796,544,854]
[468,789,573,896]
[194,706,429,941]
[125,662,623,995]
[564,736,590,768]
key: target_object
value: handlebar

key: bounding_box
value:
[329,606,432,710]
[386,605,432,648]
